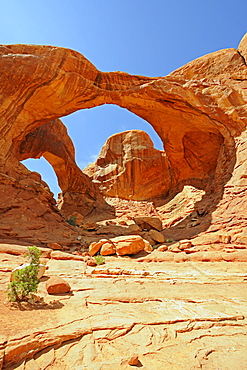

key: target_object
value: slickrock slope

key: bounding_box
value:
[0,244,247,369]
[0,34,247,244]
[84,130,171,200]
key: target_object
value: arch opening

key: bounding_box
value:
[62,104,164,168]
[22,157,60,197]
[22,104,164,199]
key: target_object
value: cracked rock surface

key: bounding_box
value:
[0,34,247,244]
[1,244,246,369]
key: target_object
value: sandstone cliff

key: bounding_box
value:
[0,34,246,245]
[18,118,111,218]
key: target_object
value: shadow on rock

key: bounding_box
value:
[10,298,64,311]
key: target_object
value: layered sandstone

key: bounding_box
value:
[84,130,171,200]
[18,118,110,217]
[0,35,247,244]
[1,35,247,370]
[0,244,247,369]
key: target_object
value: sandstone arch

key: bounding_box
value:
[17,118,109,217]
[0,34,247,244]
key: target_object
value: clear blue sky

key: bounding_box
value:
[0,0,246,197]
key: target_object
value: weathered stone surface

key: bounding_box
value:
[66,212,84,227]
[0,34,246,244]
[0,170,81,246]
[95,223,141,237]
[134,216,163,231]
[50,251,85,261]
[111,235,146,255]
[238,32,247,62]
[148,229,165,243]
[143,239,153,253]
[47,242,63,250]
[178,239,193,250]
[1,246,247,369]
[128,354,139,366]
[100,240,116,256]
[46,276,71,294]
[18,118,110,218]
[10,263,46,281]
[84,130,170,200]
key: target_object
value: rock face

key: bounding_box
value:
[84,130,171,200]
[89,235,152,256]
[46,276,71,294]
[0,35,247,244]
[18,118,110,218]
[1,243,247,369]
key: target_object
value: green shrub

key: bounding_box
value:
[165,238,174,243]
[25,245,41,264]
[7,246,41,302]
[67,215,77,226]
[94,255,105,265]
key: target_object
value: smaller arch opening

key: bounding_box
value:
[22,157,61,198]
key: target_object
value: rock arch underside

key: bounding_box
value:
[0,34,247,245]
[1,35,247,370]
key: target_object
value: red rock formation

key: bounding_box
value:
[84,130,171,200]
[18,118,111,217]
[46,276,71,294]
[0,34,246,244]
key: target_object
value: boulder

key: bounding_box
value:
[141,231,156,246]
[46,276,71,294]
[89,239,109,256]
[148,229,165,243]
[110,235,146,256]
[128,355,139,366]
[143,239,153,253]
[86,257,97,266]
[134,217,163,231]
[100,241,116,256]
[178,239,193,250]
[47,243,63,250]
[10,263,46,281]
[82,221,98,231]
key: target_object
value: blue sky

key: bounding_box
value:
[0,0,246,197]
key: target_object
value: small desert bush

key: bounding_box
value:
[67,215,77,226]
[94,255,105,265]
[7,246,41,302]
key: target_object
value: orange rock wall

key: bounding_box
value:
[84,130,171,200]
[0,34,247,243]
[18,119,110,217]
